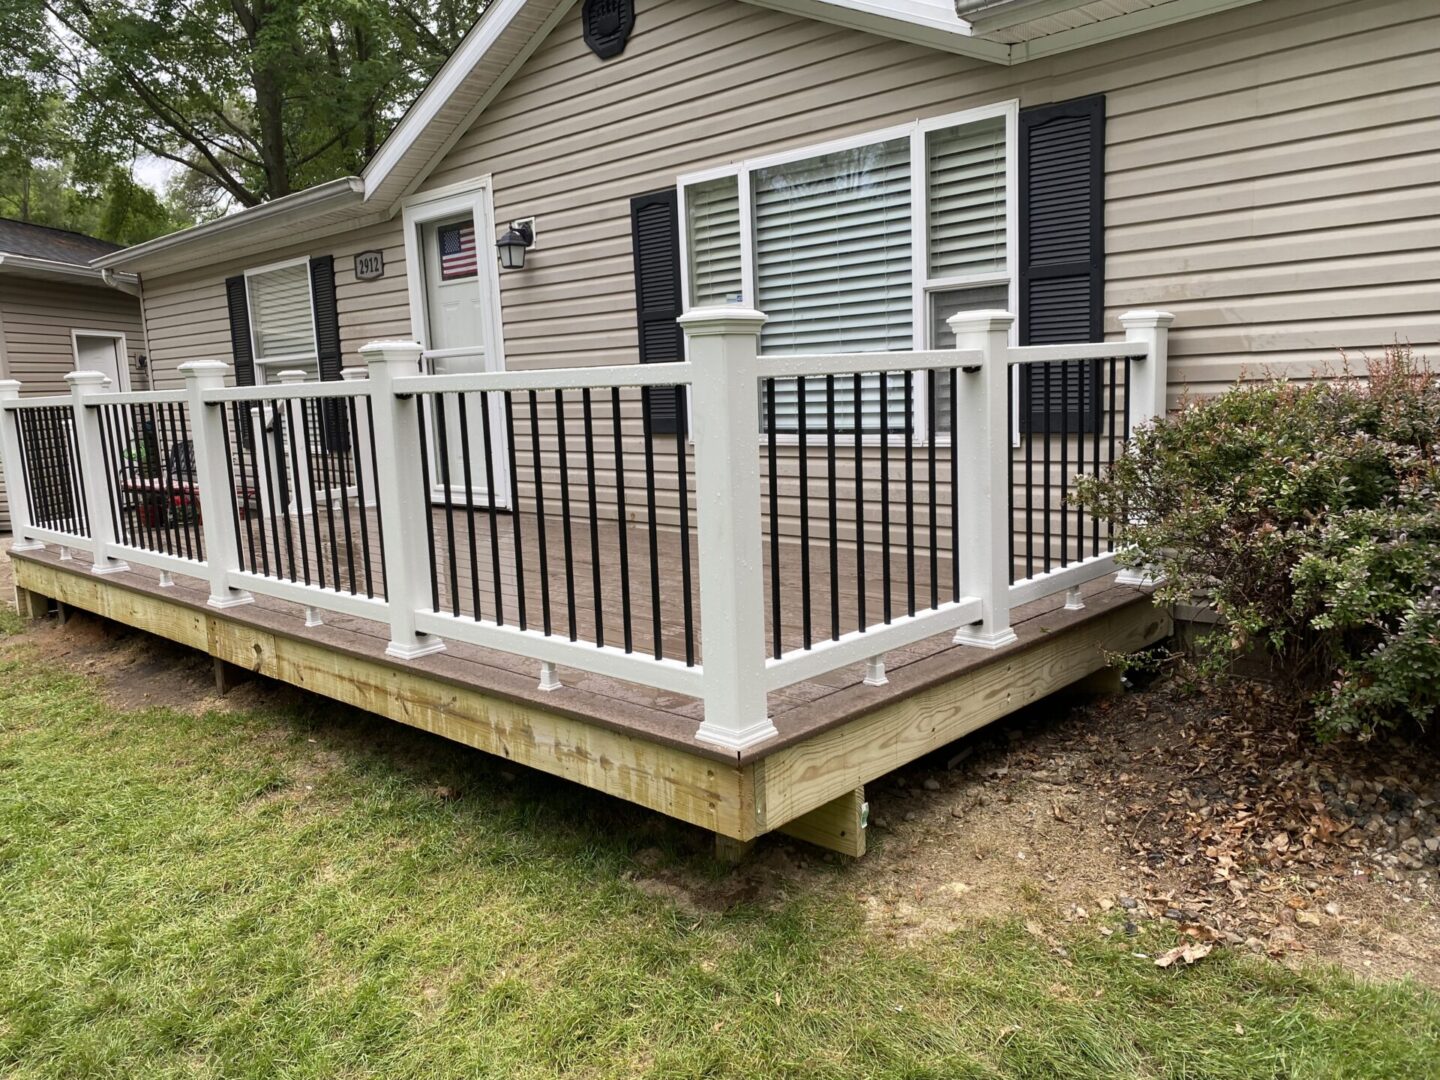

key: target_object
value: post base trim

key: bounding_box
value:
[953,625,1019,650]
[386,634,446,660]
[90,560,131,576]
[695,717,779,753]
[208,591,255,609]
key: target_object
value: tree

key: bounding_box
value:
[30,0,488,210]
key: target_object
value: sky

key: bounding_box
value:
[131,154,179,195]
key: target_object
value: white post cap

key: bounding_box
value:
[276,369,308,383]
[65,370,111,388]
[1119,310,1175,329]
[340,367,368,381]
[178,360,232,378]
[677,306,768,336]
[946,309,1016,336]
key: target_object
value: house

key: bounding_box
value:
[4,0,1435,856]
[0,220,146,530]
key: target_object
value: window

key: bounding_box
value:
[245,259,317,381]
[678,103,1015,437]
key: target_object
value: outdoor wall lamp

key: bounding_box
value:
[496,220,535,270]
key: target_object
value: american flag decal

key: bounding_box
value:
[439,222,477,280]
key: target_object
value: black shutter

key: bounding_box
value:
[308,254,349,450]
[1019,94,1104,433]
[225,275,256,386]
[630,189,685,436]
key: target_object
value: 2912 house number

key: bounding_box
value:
[354,250,384,280]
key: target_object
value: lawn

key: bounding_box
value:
[0,607,1436,1079]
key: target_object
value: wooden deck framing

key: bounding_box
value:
[10,548,1169,856]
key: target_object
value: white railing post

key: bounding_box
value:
[361,340,445,660]
[1119,310,1175,428]
[341,367,375,507]
[948,310,1018,649]
[0,381,43,552]
[1114,310,1175,588]
[180,361,252,609]
[678,307,778,753]
[275,369,315,518]
[65,371,129,574]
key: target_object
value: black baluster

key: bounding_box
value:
[527,390,553,637]
[504,393,527,630]
[554,389,577,642]
[610,387,632,653]
[456,392,482,619]
[479,392,504,625]
[582,388,604,649]
[879,372,892,624]
[433,393,460,615]
[766,379,781,658]
[853,372,866,631]
[415,395,440,612]
[826,374,839,642]
[926,371,938,611]
[797,375,811,651]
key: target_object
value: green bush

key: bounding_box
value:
[1077,344,1440,740]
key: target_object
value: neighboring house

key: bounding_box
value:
[0,220,146,532]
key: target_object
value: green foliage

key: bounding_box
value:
[22,0,488,210]
[1077,345,1440,740]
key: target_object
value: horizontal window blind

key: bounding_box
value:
[927,115,1006,279]
[929,282,1010,434]
[248,263,316,361]
[685,177,742,307]
[755,139,912,432]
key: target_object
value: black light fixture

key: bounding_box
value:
[496,220,534,270]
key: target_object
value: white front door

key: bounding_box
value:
[74,332,127,390]
[419,213,510,507]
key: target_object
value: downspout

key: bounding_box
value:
[101,268,155,390]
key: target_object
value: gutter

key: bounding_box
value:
[92,176,365,272]
[0,253,140,290]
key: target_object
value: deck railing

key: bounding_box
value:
[0,307,1171,752]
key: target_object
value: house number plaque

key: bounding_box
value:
[354,250,384,280]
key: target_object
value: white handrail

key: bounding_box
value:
[0,310,1171,757]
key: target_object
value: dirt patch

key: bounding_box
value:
[629,679,1440,988]
[1,540,283,717]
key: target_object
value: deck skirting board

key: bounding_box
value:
[11,552,1168,852]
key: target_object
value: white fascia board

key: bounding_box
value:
[92,177,365,272]
[1005,0,1265,62]
[361,0,557,201]
[741,0,1013,62]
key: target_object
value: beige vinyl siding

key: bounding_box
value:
[0,276,145,532]
[140,220,409,389]
[128,0,1438,571]
[409,0,1438,396]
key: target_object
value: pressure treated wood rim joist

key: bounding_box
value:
[10,549,1169,853]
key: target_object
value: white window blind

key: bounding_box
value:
[685,177,742,307]
[248,262,315,362]
[927,116,1006,279]
[754,139,912,433]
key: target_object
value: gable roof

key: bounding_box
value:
[0,218,138,289]
[0,218,122,265]
[96,0,1262,274]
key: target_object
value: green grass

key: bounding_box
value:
[0,625,1436,1079]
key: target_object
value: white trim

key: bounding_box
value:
[242,255,318,384]
[70,329,130,393]
[1007,0,1264,62]
[400,175,513,510]
[0,252,139,286]
[678,100,1018,444]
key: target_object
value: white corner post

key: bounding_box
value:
[1114,310,1175,588]
[275,369,315,519]
[679,307,778,753]
[65,371,129,574]
[180,361,252,608]
[948,310,1018,650]
[361,340,445,660]
[0,381,43,552]
[1118,310,1175,429]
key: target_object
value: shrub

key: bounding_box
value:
[1077,344,1440,740]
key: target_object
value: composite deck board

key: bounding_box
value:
[28,502,1143,749]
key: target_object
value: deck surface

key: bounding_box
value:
[10,505,1153,764]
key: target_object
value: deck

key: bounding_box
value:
[1,309,1176,856]
[10,534,1167,857]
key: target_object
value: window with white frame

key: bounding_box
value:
[245,259,318,381]
[679,104,1014,436]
